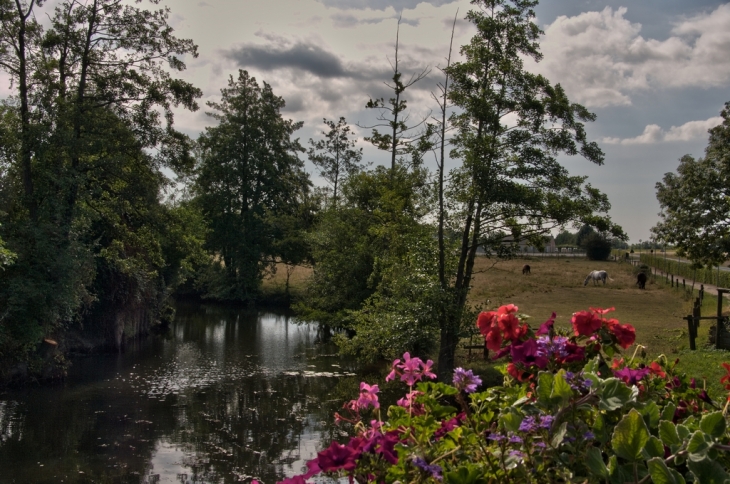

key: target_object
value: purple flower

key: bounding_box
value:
[413,457,443,481]
[508,434,523,444]
[488,433,506,442]
[508,449,525,459]
[453,367,482,393]
[519,416,537,433]
[583,431,595,440]
[614,367,651,386]
[539,415,554,429]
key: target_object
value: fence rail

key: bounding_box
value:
[639,254,730,288]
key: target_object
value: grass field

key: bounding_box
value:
[269,256,730,399]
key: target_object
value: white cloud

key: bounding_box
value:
[602,116,723,145]
[533,4,730,107]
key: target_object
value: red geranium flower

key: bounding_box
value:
[590,307,615,315]
[498,304,519,315]
[648,362,666,379]
[477,311,497,337]
[571,310,602,336]
[608,320,636,349]
[498,313,522,341]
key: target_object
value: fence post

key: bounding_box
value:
[700,285,705,305]
[717,289,729,350]
[686,315,696,350]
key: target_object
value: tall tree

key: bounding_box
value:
[433,0,622,377]
[652,102,730,267]
[361,17,431,174]
[194,70,310,302]
[307,117,364,205]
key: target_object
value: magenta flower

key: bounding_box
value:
[316,441,360,473]
[614,366,651,386]
[277,476,309,484]
[356,382,380,410]
[453,367,482,393]
[536,312,556,335]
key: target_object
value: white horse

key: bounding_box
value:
[584,270,612,286]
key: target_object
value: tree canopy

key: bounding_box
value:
[653,102,730,267]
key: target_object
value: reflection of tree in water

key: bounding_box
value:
[0,304,359,483]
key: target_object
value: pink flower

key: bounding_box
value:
[536,312,556,335]
[387,352,438,386]
[357,382,380,410]
[590,307,615,315]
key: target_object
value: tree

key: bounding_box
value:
[361,17,431,174]
[555,230,577,247]
[307,117,364,205]
[652,102,730,267]
[194,70,310,302]
[432,0,623,377]
[0,0,203,377]
[576,224,596,248]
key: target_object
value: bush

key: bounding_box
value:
[281,305,730,484]
[584,233,613,260]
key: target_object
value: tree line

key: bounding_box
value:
[0,0,623,383]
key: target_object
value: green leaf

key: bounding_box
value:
[669,468,686,484]
[500,410,522,433]
[594,414,609,444]
[551,421,568,448]
[700,411,727,439]
[585,447,609,479]
[600,378,635,411]
[611,408,650,462]
[688,456,730,484]
[551,370,573,406]
[687,431,711,460]
[639,401,660,429]
[647,457,678,484]
[643,435,665,459]
[659,420,681,447]
[445,465,489,484]
[583,356,601,374]
[536,372,553,406]
[677,424,691,440]
[661,402,677,422]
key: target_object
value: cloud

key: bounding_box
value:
[532,4,730,107]
[602,116,723,145]
[225,40,349,78]
[330,12,420,28]
[315,0,458,11]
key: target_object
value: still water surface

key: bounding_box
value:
[0,302,356,484]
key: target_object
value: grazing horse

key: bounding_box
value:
[636,272,647,289]
[584,270,611,286]
[522,264,531,275]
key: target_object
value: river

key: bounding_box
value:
[0,301,357,484]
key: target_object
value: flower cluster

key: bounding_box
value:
[279,307,730,484]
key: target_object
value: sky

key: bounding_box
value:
[5,0,730,242]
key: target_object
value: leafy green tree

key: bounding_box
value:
[652,102,730,267]
[583,233,612,260]
[308,117,364,205]
[432,0,624,377]
[576,224,596,248]
[194,70,310,302]
[0,0,202,377]
[555,230,577,247]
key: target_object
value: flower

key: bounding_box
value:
[538,415,554,429]
[356,382,380,410]
[571,310,602,336]
[316,441,360,473]
[536,312,556,335]
[648,362,666,379]
[397,390,425,415]
[413,457,443,481]
[278,476,309,484]
[387,352,438,386]
[434,413,465,440]
[519,416,537,433]
[590,307,615,315]
[453,367,482,393]
[614,366,651,386]
[606,319,636,349]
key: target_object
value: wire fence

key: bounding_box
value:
[639,253,730,288]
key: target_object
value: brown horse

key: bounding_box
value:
[522,264,531,275]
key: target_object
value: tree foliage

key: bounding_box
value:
[653,102,730,267]
[194,70,311,302]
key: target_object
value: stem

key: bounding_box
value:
[431,446,461,464]
[628,345,646,365]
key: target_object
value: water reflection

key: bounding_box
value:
[0,301,356,484]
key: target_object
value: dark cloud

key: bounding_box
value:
[315,0,458,11]
[225,42,349,78]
